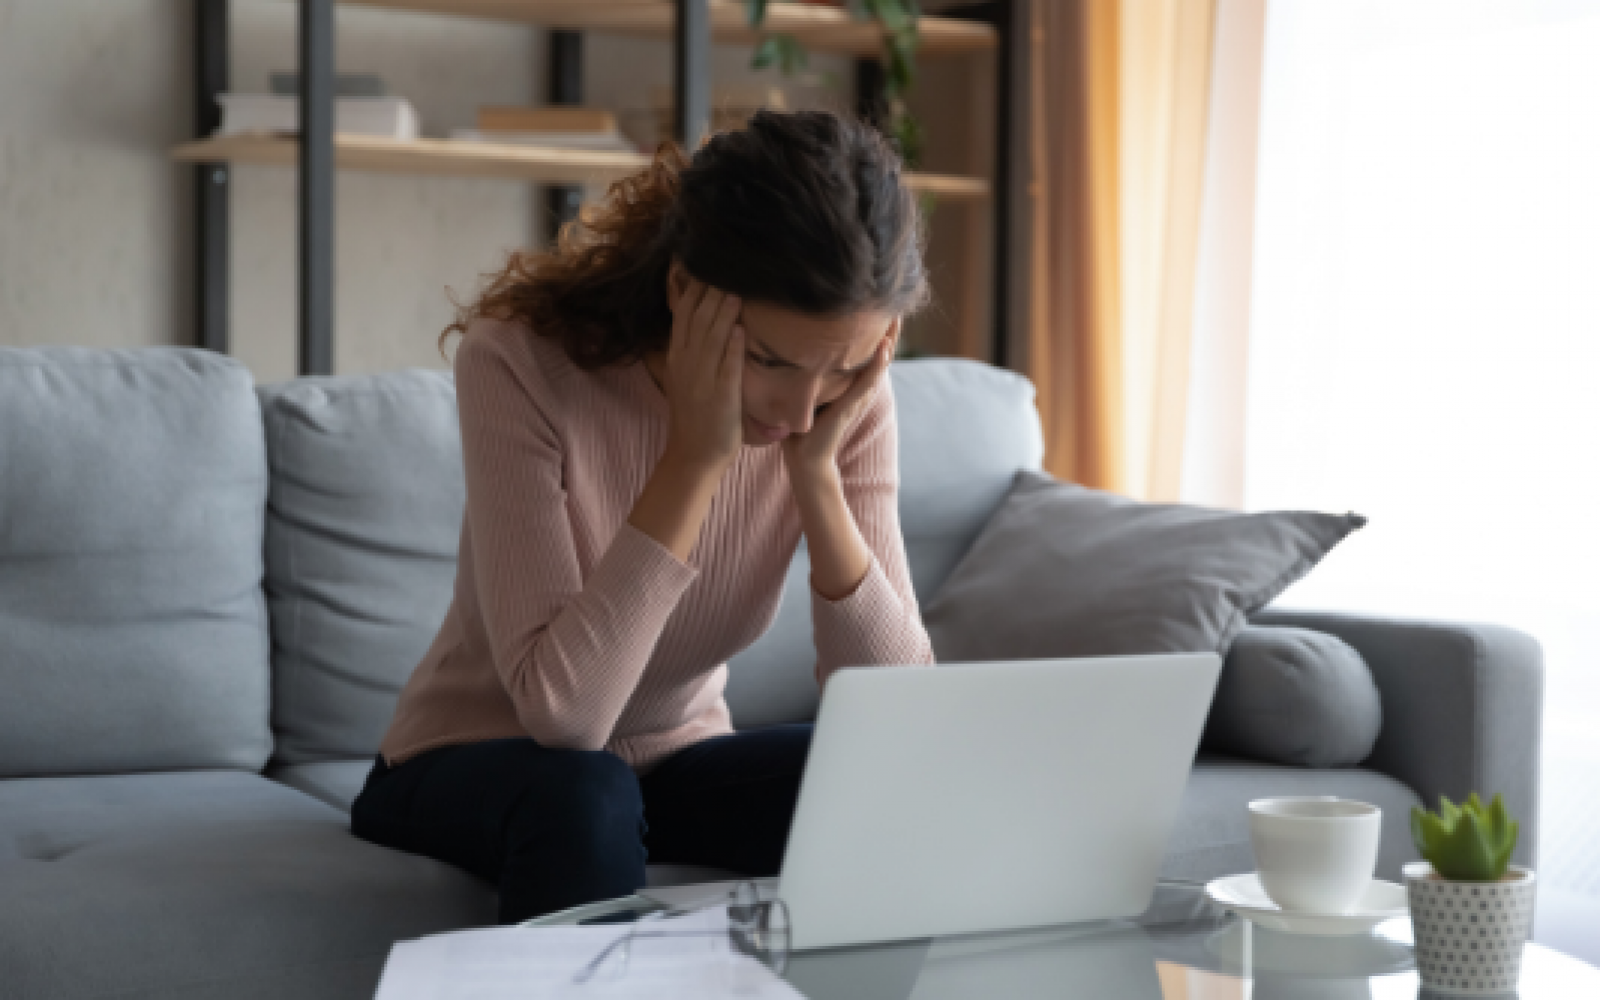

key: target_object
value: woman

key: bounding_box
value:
[351,109,936,925]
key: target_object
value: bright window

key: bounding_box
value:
[1246,0,1600,946]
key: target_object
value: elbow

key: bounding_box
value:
[503,657,613,752]
[505,662,611,748]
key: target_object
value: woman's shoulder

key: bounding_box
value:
[454,315,587,401]
[454,315,644,426]
[457,315,575,379]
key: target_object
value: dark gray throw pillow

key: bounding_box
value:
[923,470,1364,662]
[1203,625,1383,768]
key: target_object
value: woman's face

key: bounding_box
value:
[665,263,898,448]
[735,299,897,447]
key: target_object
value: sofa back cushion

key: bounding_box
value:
[724,359,1045,727]
[0,347,272,777]
[259,371,463,765]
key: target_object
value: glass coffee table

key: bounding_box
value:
[526,878,1600,997]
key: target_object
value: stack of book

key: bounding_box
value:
[214,94,420,140]
[450,106,637,153]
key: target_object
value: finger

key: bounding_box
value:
[718,323,746,395]
[710,291,743,349]
[689,286,726,361]
[669,279,707,364]
[833,336,893,415]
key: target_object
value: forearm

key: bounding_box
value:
[499,523,698,750]
[501,450,718,751]
[628,446,726,564]
[791,464,872,601]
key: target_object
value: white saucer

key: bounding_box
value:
[1204,873,1409,937]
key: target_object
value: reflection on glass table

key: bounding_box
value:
[525,878,1600,998]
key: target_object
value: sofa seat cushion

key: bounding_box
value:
[0,770,494,1000]
[1166,754,1421,883]
[268,759,376,813]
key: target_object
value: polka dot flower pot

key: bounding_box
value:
[1404,861,1537,995]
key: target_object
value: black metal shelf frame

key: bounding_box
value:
[192,0,711,377]
[191,0,1012,375]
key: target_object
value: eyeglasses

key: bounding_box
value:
[572,880,792,985]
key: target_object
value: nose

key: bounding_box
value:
[779,379,824,436]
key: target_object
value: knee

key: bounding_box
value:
[517,749,643,849]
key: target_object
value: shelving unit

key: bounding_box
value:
[171,132,992,198]
[179,0,1001,376]
[340,0,998,55]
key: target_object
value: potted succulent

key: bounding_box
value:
[1405,793,1537,995]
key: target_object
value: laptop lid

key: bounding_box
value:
[777,653,1221,951]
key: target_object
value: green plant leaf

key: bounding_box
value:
[1415,790,1519,881]
[752,35,779,69]
[1438,794,1461,828]
[751,33,806,75]
[1410,805,1433,857]
[747,0,769,28]
[777,34,807,74]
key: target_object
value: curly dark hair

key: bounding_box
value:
[440,109,930,368]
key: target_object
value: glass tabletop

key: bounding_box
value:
[527,879,1600,998]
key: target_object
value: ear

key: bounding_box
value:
[666,260,691,312]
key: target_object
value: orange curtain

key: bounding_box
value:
[1022,0,1218,499]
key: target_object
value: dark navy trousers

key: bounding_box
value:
[350,723,813,924]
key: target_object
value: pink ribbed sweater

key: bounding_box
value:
[378,317,935,772]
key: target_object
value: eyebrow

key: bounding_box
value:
[752,337,875,374]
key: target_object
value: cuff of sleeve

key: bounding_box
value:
[812,556,934,677]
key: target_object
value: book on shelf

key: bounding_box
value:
[448,129,638,153]
[214,94,420,141]
[452,105,637,153]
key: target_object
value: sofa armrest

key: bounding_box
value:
[1250,608,1543,867]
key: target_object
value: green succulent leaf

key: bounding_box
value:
[1412,791,1520,882]
[1438,794,1460,827]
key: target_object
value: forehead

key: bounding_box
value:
[740,300,891,368]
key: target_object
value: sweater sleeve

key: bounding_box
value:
[455,331,698,751]
[811,377,937,687]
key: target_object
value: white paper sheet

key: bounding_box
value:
[373,907,802,1000]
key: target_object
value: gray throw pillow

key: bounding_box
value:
[1204,625,1383,767]
[923,470,1363,662]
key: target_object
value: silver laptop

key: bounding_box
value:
[643,653,1221,951]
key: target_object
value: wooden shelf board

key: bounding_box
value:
[171,133,990,201]
[339,1,997,56]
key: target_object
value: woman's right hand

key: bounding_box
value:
[662,277,745,476]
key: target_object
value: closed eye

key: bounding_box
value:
[749,353,788,369]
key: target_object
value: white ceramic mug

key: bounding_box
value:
[1248,797,1381,914]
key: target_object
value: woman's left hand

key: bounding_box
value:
[780,330,896,478]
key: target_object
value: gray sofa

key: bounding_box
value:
[0,346,1542,999]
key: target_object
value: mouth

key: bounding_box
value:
[747,415,789,442]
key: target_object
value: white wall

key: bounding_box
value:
[227,1,540,381]
[0,0,845,383]
[0,0,197,352]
